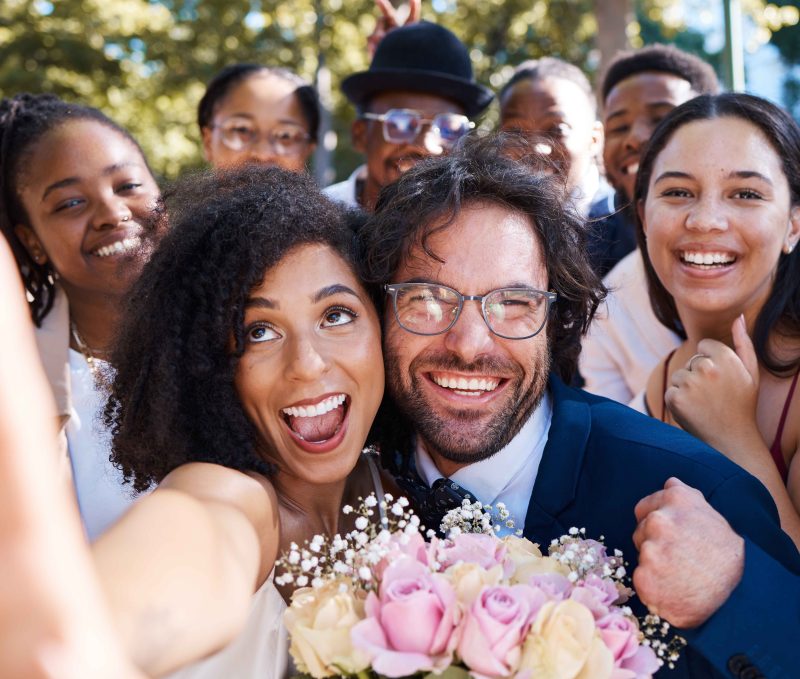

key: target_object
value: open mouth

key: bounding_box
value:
[428,371,504,398]
[620,160,639,177]
[91,235,141,258]
[281,393,349,449]
[390,155,424,174]
[679,250,737,269]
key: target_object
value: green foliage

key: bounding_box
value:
[0,0,768,180]
[0,0,610,180]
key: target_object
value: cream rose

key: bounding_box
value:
[517,600,613,679]
[284,580,369,678]
[502,536,569,584]
[446,561,504,605]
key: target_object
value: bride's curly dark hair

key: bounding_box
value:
[104,165,366,493]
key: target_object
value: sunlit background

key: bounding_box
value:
[2,0,797,182]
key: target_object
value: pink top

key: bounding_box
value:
[769,369,799,483]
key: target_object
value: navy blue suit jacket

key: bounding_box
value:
[525,375,800,678]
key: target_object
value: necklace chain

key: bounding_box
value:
[70,322,110,391]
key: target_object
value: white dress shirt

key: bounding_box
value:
[415,391,553,535]
[322,165,365,208]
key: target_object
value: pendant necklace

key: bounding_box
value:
[70,322,111,391]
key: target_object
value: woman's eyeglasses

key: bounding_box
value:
[212,119,311,156]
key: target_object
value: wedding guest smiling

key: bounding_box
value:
[0,93,163,540]
[636,93,800,548]
[91,167,387,678]
[499,57,611,219]
[588,43,719,277]
[325,21,493,211]
[198,64,319,171]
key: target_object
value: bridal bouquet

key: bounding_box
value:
[277,494,680,679]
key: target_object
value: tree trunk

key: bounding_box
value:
[594,0,632,81]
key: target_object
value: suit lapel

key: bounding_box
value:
[523,374,591,543]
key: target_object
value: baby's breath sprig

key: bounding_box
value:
[274,493,422,593]
[548,528,629,588]
[438,499,523,538]
[642,614,687,670]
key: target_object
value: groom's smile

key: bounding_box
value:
[383,201,551,475]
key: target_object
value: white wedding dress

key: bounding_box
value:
[164,572,288,679]
[165,453,386,679]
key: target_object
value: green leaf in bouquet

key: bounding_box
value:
[422,666,471,679]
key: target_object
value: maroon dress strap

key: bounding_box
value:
[660,349,678,423]
[769,368,800,483]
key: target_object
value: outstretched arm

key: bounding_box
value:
[92,463,280,677]
[0,236,141,678]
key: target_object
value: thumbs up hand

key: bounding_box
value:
[665,315,763,454]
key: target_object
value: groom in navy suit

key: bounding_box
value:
[362,134,800,678]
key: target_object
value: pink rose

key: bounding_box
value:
[351,556,458,677]
[436,533,511,574]
[570,574,620,619]
[527,573,573,601]
[458,584,545,678]
[374,531,433,580]
[598,611,660,678]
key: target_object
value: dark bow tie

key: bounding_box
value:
[392,455,476,535]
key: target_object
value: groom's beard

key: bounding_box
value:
[384,345,550,465]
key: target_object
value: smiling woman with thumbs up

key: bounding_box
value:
[632,93,800,548]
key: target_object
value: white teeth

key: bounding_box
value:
[681,251,735,265]
[93,236,140,258]
[623,162,639,176]
[431,374,500,393]
[282,394,346,418]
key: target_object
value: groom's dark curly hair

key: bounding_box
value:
[104,165,366,493]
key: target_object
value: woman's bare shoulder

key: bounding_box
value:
[160,462,278,530]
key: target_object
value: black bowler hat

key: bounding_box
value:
[341,21,494,118]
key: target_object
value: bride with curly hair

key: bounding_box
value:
[93,165,387,678]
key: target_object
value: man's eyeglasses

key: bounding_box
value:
[212,119,311,156]
[384,282,557,340]
[362,109,474,149]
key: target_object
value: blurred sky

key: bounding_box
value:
[681,0,798,109]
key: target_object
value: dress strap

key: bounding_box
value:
[768,368,800,483]
[365,452,388,523]
[661,349,678,423]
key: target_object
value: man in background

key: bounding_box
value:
[325,21,493,211]
[499,57,611,221]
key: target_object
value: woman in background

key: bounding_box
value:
[198,64,319,172]
[0,93,163,539]
[636,93,800,547]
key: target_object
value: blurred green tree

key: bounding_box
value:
[0,0,607,180]
[2,0,789,180]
